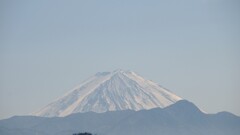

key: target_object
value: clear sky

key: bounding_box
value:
[0,0,240,119]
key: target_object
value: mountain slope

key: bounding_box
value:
[32,70,182,117]
[1,100,239,135]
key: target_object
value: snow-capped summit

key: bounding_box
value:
[32,70,182,117]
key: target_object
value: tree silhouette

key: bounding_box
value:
[73,132,92,135]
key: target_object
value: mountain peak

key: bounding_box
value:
[167,100,198,109]
[113,69,129,73]
[32,70,182,117]
[95,69,132,76]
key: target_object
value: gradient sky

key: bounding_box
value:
[1,0,240,119]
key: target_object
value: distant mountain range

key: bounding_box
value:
[1,70,239,135]
[1,100,240,135]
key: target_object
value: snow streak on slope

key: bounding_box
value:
[32,70,182,117]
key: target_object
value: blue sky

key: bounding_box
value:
[0,0,240,119]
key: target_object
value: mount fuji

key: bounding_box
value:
[32,69,182,117]
[1,70,240,135]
